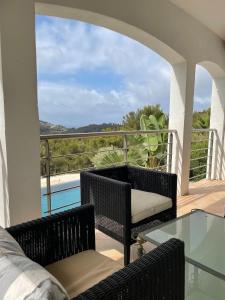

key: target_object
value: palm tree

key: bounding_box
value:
[92,113,168,169]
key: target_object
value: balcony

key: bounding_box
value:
[39,129,218,215]
[1,0,225,299]
[39,128,225,256]
[1,0,225,228]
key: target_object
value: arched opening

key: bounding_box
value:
[190,61,225,186]
[189,65,213,184]
[200,62,225,181]
[36,15,177,215]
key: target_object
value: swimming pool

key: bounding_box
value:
[41,180,81,216]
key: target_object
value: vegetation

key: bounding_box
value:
[40,105,211,182]
[122,104,167,130]
[192,108,210,129]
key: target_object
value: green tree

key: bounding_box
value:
[91,146,147,168]
[192,108,210,129]
[92,111,168,169]
[137,113,167,168]
[122,104,167,130]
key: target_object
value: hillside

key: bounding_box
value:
[40,121,67,134]
[40,121,119,134]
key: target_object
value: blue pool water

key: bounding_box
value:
[41,180,81,216]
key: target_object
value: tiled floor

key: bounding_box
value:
[96,179,225,265]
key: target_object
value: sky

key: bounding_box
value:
[36,15,212,128]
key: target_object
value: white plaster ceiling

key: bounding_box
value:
[170,0,225,41]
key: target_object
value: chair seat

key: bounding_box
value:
[46,250,121,298]
[131,189,172,223]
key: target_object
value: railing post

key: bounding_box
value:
[207,130,214,180]
[45,140,52,215]
[167,132,173,173]
[123,134,128,165]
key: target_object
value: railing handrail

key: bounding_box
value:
[192,128,216,132]
[40,129,177,140]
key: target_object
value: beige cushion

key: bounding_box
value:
[131,189,172,223]
[46,250,121,298]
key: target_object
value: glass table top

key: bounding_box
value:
[140,210,225,281]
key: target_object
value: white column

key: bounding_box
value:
[169,61,196,196]
[0,0,41,227]
[209,77,225,180]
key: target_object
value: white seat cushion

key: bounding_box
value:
[46,250,121,298]
[131,189,172,223]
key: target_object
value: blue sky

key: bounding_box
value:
[36,15,212,128]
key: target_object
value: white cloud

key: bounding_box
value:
[36,16,170,80]
[194,96,211,105]
[38,80,170,127]
[36,16,212,126]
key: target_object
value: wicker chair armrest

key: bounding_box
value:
[6,204,95,266]
[81,172,131,226]
[75,238,185,300]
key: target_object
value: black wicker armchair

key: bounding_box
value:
[81,165,177,265]
[7,205,184,300]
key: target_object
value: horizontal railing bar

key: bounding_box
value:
[129,142,169,149]
[189,173,206,180]
[41,144,171,160]
[43,148,125,159]
[41,158,168,178]
[148,164,167,170]
[191,139,209,143]
[190,165,207,171]
[191,147,208,152]
[42,168,93,178]
[42,185,80,196]
[42,162,126,177]
[192,129,216,132]
[44,201,81,214]
[190,156,208,161]
[40,129,176,140]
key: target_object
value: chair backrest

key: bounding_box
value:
[89,165,129,183]
[7,205,96,266]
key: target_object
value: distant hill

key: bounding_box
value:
[40,121,119,134]
[40,121,67,134]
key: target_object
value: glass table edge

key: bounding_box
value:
[139,210,200,240]
[139,210,225,281]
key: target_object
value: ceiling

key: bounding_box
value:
[170,0,225,41]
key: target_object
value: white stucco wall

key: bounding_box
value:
[0,0,41,226]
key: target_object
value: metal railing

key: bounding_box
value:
[40,129,175,215]
[189,129,215,181]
